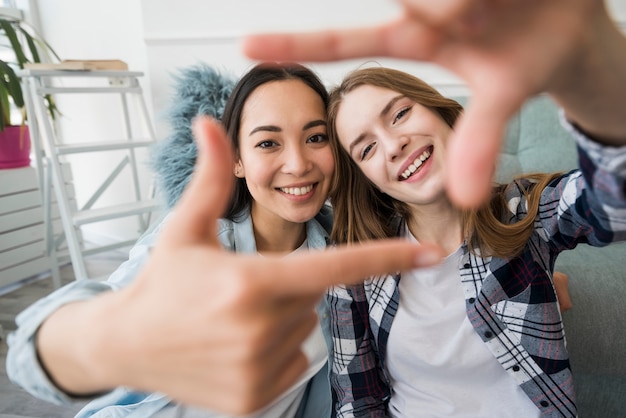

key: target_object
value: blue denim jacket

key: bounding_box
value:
[6,206,334,418]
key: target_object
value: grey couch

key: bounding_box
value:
[477,94,626,417]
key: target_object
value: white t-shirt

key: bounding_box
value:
[385,230,540,417]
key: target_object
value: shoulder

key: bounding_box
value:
[499,176,553,216]
[215,210,259,253]
[305,204,333,249]
[216,216,237,251]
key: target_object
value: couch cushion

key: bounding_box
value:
[452,95,579,183]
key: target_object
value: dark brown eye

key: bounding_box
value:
[256,140,277,149]
[361,142,375,160]
[307,134,328,144]
[393,107,411,124]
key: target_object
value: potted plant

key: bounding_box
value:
[0,13,59,168]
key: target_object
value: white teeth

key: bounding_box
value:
[401,149,431,179]
[280,185,314,195]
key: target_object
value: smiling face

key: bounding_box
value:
[235,79,334,227]
[335,84,453,207]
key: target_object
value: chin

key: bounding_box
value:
[291,214,317,224]
[287,208,320,224]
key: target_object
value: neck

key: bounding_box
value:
[406,200,463,255]
[250,207,306,255]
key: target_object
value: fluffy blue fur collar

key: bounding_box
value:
[151,63,237,208]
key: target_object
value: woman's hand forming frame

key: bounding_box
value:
[242,0,626,208]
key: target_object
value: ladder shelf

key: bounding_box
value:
[20,69,161,281]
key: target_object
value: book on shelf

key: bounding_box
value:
[23,59,129,71]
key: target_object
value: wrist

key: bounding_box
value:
[550,6,626,145]
[36,292,128,396]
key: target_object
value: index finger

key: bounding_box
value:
[242,27,387,62]
[261,240,443,297]
[241,17,440,63]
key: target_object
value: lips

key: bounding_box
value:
[399,146,432,180]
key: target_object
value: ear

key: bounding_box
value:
[234,160,245,178]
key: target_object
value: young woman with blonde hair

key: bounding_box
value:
[324,65,625,417]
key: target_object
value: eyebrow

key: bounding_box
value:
[348,94,404,155]
[249,119,326,136]
[303,119,327,130]
[249,125,280,135]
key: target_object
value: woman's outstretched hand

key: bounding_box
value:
[242,0,614,208]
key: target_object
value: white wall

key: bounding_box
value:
[33,0,151,245]
[141,0,464,138]
[608,0,626,22]
[34,0,626,243]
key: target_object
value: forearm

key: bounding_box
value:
[550,4,626,146]
[36,291,128,396]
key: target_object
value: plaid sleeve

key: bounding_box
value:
[530,116,626,251]
[327,284,389,418]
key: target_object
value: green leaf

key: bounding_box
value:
[0,19,29,67]
[0,79,10,129]
[0,17,60,131]
[14,17,61,63]
[0,60,24,106]
[19,27,40,63]
[0,59,25,127]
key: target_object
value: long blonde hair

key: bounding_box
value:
[328,67,559,258]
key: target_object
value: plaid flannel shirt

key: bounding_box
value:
[327,120,626,418]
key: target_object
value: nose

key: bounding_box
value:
[383,134,410,162]
[282,143,312,176]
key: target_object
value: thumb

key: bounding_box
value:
[163,117,235,246]
[446,93,521,208]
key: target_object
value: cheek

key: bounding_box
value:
[432,147,448,173]
[318,148,336,179]
[241,160,273,188]
[369,177,388,193]
[358,158,387,188]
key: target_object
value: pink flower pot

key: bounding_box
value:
[0,125,31,169]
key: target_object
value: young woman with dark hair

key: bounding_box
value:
[10,62,337,418]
